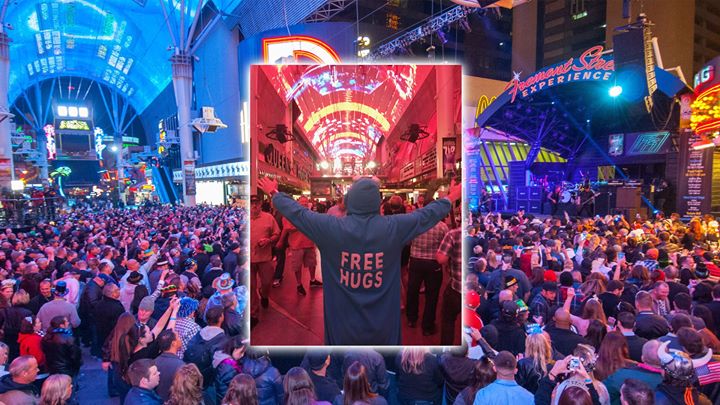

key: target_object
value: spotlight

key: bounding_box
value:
[111,145,119,152]
[320,161,329,169]
[367,161,376,169]
[609,85,623,97]
[265,124,294,143]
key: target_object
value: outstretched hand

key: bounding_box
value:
[258,177,278,196]
[445,178,461,203]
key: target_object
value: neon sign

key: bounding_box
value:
[694,65,715,89]
[505,46,614,102]
[94,127,106,159]
[44,124,56,160]
[58,119,91,131]
[474,95,497,126]
[262,35,341,64]
[690,83,720,133]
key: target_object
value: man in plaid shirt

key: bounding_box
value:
[407,218,449,336]
[437,227,463,345]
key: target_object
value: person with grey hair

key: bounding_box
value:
[94,282,125,360]
[0,356,40,404]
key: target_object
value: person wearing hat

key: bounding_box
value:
[222,242,242,277]
[120,271,145,312]
[204,273,235,323]
[249,194,280,328]
[530,282,557,326]
[640,248,660,272]
[654,341,713,405]
[302,350,340,403]
[37,281,80,332]
[258,175,461,345]
[180,258,200,284]
[489,300,527,356]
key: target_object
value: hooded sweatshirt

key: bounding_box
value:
[272,178,452,345]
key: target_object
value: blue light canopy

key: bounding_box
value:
[6,0,207,113]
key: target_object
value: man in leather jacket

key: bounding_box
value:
[41,315,82,379]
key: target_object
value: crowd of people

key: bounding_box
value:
[459,209,720,405]
[0,189,718,405]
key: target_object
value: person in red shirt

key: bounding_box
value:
[280,196,322,296]
[18,316,45,372]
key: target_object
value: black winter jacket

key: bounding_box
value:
[241,357,283,405]
[41,328,82,377]
[93,296,126,351]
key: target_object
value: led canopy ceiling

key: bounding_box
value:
[263,64,431,162]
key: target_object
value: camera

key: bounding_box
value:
[568,357,581,371]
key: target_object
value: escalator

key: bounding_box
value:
[151,166,179,204]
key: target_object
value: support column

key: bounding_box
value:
[171,54,196,206]
[0,31,14,188]
[435,65,455,179]
[116,135,125,205]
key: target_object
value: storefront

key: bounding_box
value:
[174,160,249,206]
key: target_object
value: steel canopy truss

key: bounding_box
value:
[369,5,473,60]
[305,0,356,23]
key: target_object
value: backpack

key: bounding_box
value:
[183,330,226,387]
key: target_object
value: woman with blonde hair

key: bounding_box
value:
[516,331,554,392]
[222,374,258,405]
[283,366,330,405]
[166,363,205,405]
[396,347,443,405]
[40,374,74,405]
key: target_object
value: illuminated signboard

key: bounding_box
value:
[474,95,497,126]
[262,35,341,64]
[694,65,714,89]
[58,119,91,131]
[505,46,614,102]
[690,84,720,133]
[626,132,670,155]
[44,124,56,160]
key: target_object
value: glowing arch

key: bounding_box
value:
[303,102,390,132]
[262,35,341,64]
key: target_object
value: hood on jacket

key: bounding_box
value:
[242,357,271,378]
[199,326,224,341]
[0,374,39,395]
[212,351,232,369]
[345,178,381,215]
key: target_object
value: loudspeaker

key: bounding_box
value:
[616,187,641,208]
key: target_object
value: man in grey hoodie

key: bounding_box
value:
[259,176,461,345]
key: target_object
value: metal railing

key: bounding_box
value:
[0,197,63,227]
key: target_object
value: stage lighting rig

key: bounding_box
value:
[266,124,295,144]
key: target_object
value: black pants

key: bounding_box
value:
[578,203,594,218]
[406,258,443,331]
[551,202,559,216]
[440,286,461,345]
[273,246,286,280]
